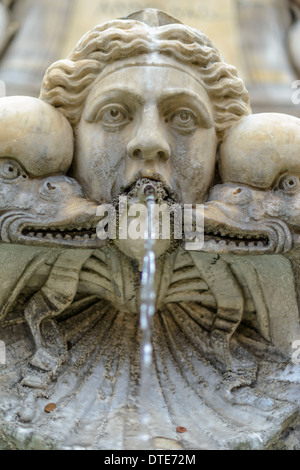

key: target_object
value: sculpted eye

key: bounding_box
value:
[277,174,300,192]
[98,104,131,128]
[166,108,199,133]
[0,160,22,180]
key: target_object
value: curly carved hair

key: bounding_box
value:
[39,16,251,142]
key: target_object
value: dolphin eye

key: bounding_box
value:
[278,175,300,192]
[0,160,22,180]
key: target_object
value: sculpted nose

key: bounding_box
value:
[208,184,252,205]
[127,108,171,161]
[43,180,57,194]
[229,186,252,205]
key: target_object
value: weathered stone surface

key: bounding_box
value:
[0,8,299,450]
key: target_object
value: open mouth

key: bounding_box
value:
[21,222,99,243]
[204,227,269,249]
[198,201,293,255]
[123,177,176,203]
[200,225,272,253]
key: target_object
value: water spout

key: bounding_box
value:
[139,183,157,449]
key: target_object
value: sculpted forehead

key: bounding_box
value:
[83,65,214,122]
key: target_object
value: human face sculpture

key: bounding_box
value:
[74,65,217,204]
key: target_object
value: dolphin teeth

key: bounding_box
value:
[45,234,53,240]
[29,232,34,237]
[83,234,89,240]
[74,235,81,240]
[36,233,43,238]
[64,235,72,240]
[238,241,245,247]
[55,234,63,239]
[257,241,264,247]
[91,233,97,239]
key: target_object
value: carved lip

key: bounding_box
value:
[201,225,271,254]
[18,221,104,248]
[184,202,293,255]
[122,174,175,200]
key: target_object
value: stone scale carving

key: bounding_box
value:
[0,9,299,450]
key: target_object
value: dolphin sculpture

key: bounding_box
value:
[197,113,300,360]
[0,97,107,409]
[203,113,300,255]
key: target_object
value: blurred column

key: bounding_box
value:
[288,0,300,76]
[237,0,300,115]
[0,2,10,55]
[0,0,74,97]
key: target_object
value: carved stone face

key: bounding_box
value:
[0,96,102,248]
[74,65,217,204]
[202,183,292,255]
[200,113,300,255]
[0,172,101,248]
[0,159,102,248]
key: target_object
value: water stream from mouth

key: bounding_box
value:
[138,183,157,449]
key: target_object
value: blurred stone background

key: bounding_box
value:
[0,0,299,115]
